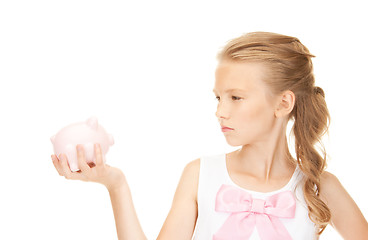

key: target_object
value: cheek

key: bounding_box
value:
[237,101,274,127]
[238,102,264,120]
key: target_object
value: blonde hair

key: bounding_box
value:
[217,31,331,234]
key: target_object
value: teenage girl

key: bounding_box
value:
[51,31,368,239]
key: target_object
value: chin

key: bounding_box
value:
[225,139,244,147]
[224,136,251,147]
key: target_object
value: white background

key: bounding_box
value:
[0,0,367,239]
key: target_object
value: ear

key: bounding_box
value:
[274,90,295,118]
[86,116,99,130]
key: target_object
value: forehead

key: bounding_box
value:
[213,60,268,93]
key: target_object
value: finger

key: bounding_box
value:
[59,153,77,179]
[51,154,63,176]
[76,144,90,172]
[94,143,104,167]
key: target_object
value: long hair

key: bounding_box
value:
[217,31,331,234]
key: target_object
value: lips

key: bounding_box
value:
[221,126,234,130]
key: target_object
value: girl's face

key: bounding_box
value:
[213,60,278,147]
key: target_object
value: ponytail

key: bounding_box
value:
[292,86,331,233]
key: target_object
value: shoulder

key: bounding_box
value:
[319,170,357,221]
[320,170,340,188]
[318,171,346,226]
[158,159,201,238]
[320,171,342,192]
[180,158,201,190]
[319,171,343,200]
[183,158,200,175]
[319,172,368,237]
[173,158,201,202]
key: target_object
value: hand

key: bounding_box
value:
[51,143,126,191]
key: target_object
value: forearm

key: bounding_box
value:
[107,178,147,240]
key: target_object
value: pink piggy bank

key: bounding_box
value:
[50,116,114,172]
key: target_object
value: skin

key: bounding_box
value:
[52,60,368,239]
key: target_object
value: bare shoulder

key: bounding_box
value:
[319,171,368,238]
[183,158,200,175]
[180,158,201,194]
[173,158,201,202]
[320,171,341,189]
[319,171,344,201]
[177,159,200,198]
[320,170,339,183]
[157,158,201,239]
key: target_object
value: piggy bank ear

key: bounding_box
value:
[86,116,98,130]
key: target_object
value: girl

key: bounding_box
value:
[51,31,368,239]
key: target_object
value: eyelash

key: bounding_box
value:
[215,96,242,101]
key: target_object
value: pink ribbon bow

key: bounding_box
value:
[213,184,296,240]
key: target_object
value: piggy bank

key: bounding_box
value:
[50,116,114,172]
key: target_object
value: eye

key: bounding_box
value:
[232,96,242,101]
[214,96,242,101]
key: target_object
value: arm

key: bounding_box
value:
[52,144,199,240]
[108,158,200,240]
[320,171,368,239]
[108,179,147,240]
[52,144,147,240]
[157,158,200,239]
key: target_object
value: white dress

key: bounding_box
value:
[193,153,318,240]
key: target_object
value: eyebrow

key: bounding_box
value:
[212,88,246,93]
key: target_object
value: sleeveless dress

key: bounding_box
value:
[193,153,318,240]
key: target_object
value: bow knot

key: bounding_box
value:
[213,184,296,240]
[250,198,265,214]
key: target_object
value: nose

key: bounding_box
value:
[215,101,229,120]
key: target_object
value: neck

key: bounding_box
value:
[234,121,295,182]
